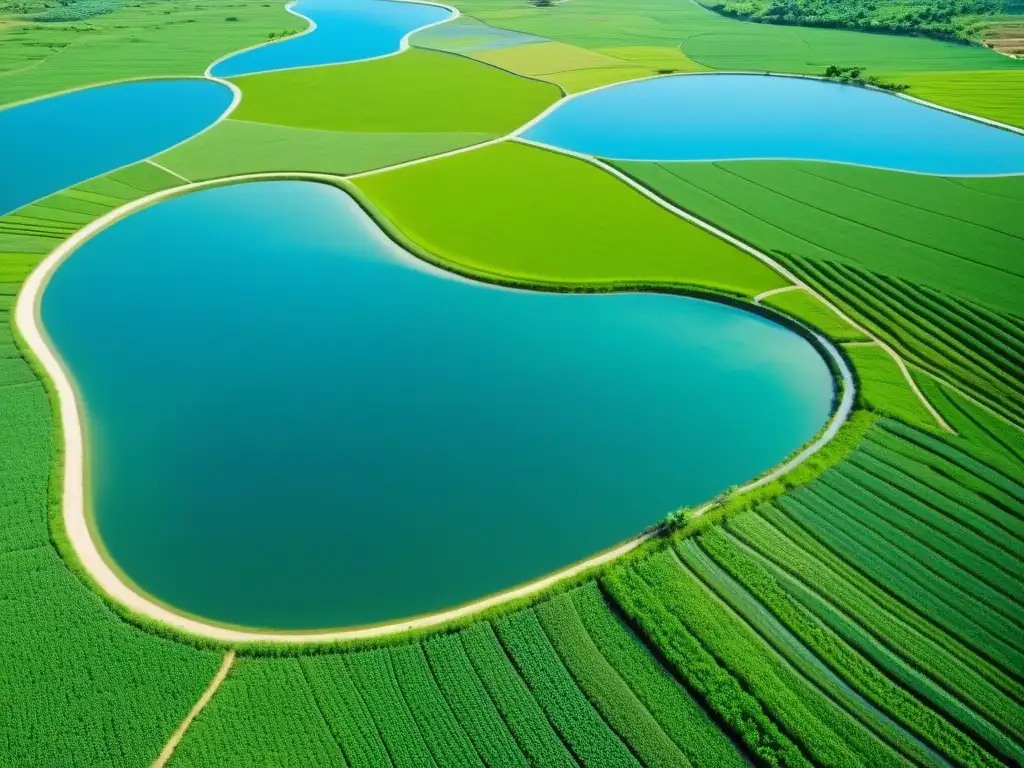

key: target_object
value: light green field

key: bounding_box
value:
[763,288,869,342]
[156,119,493,180]
[894,70,1024,127]
[354,141,786,296]
[0,0,302,107]
[230,48,560,133]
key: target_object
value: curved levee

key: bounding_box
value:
[16,172,855,644]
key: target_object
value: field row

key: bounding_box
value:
[781,254,1024,425]
[165,582,747,767]
[604,417,1024,768]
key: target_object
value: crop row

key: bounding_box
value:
[172,585,749,767]
[779,253,1023,423]
[778,490,1024,674]
[693,527,1003,767]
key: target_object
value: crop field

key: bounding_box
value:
[354,141,786,296]
[894,70,1024,127]
[229,49,560,133]
[156,48,561,178]
[0,0,301,107]
[2,0,1024,762]
[154,119,494,180]
[611,160,1024,314]
[605,418,1024,768]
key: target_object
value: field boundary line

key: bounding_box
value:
[147,160,192,185]
[152,650,235,767]
[511,136,954,434]
[16,170,853,644]
[754,284,802,304]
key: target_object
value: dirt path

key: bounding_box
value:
[152,651,235,768]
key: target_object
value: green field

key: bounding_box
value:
[2,0,1024,763]
[0,0,302,107]
[896,70,1024,127]
[354,141,786,296]
[230,48,560,133]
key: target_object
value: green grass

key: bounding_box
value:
[0,0,302,107]
[156,119,494,180]
[230,48,560,133]
[354,141,785,297]
[763,287,869,341]
[611,159,1024,314]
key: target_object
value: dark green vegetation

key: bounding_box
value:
[166,583,749,767]
[613,159,1024,424]
[0,0,301,106]
[0,161,233,766]
[696,0,1014,42]
[354,141,787,297]
[605,418,1024,768]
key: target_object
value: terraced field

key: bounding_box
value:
[0,0,1022,763]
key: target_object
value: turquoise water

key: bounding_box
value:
[0,79,231,216]
[211,0,452,78]
[522,74,1024,175]
[42,181,833,629]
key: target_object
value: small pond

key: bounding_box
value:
[41,180,834,629]
[211,0,453,78]
[0,79,231,216]
[521,74,1024,175]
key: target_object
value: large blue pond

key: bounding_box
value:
[0,79,231,216]
[211,0,453,78]
[521,74,1024,175]
[42,181,834,629]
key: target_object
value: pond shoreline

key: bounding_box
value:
[16,172,853,645]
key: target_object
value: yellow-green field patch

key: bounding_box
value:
[230,48,560,133]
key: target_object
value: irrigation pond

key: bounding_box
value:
[40,181,835,629]
[522,73,1024,175]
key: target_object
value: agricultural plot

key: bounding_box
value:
[0,160,217,767]
[0,0,301,107]
[354,141,786,297]
[785,255,1024,424]
[229,49,560,134]
[605,418,1024,768]
[762,287,869,342]
[611,159,1024,315]
[161,585,750,766]
[155,119,494,180]
[895,70,1024,127]
[450,0,1020,76]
